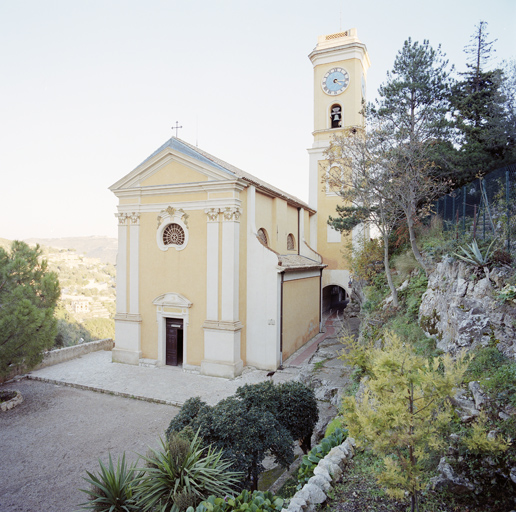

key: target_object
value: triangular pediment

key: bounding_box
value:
[110,138,236,192]
[152,292,192,308]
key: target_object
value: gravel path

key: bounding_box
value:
[0,379,179,512]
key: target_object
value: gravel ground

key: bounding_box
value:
[0,379,179,512]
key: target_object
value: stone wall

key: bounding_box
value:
[419,259,516,359]
[33,339,114,370]
[285,438,355,512]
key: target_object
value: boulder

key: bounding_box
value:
[307,474,332,492]
[430,457,475,494]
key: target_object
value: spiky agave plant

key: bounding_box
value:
[79,452,142,512]
[453,238,497,266]
[135,430,242,512]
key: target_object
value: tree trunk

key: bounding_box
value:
[383,232,398,307]
[406,213,428,276]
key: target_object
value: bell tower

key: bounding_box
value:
[307,28,370,306]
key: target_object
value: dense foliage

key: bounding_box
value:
[191,490,284,512]
[0,241,60,378]
[166,381,318,491]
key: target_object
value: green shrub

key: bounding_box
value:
[191,490,284,512]
[236,381,319,453]
[297,427,347,488]
[80,453,141,512]
[324,416,345,437]
[135,431,241,512]
[166,382,318,491]
[392,250,420,280]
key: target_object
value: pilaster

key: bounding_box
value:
[201,206,243,378]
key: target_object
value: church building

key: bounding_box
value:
[110,28,370,378]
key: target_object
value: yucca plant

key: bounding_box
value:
[453,238,497,266]
[79,452,141,512]
[135,430,242,512]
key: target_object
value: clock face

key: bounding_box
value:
[322,67,350,95]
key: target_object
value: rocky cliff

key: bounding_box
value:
[419,258,516,359]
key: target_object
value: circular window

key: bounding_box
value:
[163,223,185,246]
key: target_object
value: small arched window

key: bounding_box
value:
[287,233,296,251]
[257,228,268,246]
[163,223,185,246]
[330,104,342,129]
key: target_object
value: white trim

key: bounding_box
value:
[205,209,220,320]
[327,224,342,243]
[153,293,192,367]
[112,180,247,198]
[129,221,140,313]
[115,217,127,314]
[221,210,240,321]
[114,199,242,214]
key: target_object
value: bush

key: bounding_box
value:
[80,453,141,512]
[236,381,319,453]
[192,490,284,512]
[392,250,420,280]
[166,382,318,491]
[135,431,241,512]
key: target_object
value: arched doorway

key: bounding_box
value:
[322,285,348,313]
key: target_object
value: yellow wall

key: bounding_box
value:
[282,276,320,358]
[255,191,303,254]
[138,209,207,364]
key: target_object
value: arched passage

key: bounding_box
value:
[322,285,348,313]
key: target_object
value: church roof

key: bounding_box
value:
[135,137,314,213]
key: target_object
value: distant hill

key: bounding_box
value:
[23,236,118,264]
[0,237,11,251]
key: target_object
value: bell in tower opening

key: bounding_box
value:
[330,104,342,128]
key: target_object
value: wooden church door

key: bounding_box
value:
[165,319,183,366]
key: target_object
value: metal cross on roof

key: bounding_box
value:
[172,121,183,138]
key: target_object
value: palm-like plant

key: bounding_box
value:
[79,453,141,512]
[135,431,242,512]
[453,238,497,266]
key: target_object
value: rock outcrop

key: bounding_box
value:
[419,258,516,359]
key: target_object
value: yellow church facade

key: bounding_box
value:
[110,29,370,378]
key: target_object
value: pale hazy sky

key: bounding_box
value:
[1,0,514,240]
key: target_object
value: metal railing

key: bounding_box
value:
[433,163,516,252]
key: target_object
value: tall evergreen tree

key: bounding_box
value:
[451,21,516,183]
[0,241,60,378]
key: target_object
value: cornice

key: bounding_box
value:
[116,198,242,214]
[309,43,371,70]
[112,179,247,198]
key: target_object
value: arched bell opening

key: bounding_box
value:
[322,285,348,313]
[330,104,342,129]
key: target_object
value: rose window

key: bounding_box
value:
[163,224,185,246]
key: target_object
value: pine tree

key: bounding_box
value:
[451,21,516,183]
[363,39,453,275]
[0,241,60,378]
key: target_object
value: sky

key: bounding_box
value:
[1,0,514,240]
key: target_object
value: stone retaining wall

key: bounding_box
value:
[285,437,355,512]
[34,339,114,370]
